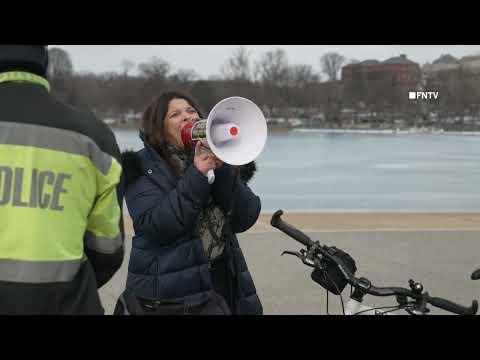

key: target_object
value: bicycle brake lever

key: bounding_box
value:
[282,250,318,268]
[282,250,317,267]
[281,250,304,260]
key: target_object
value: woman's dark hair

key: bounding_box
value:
[141,90,204,175]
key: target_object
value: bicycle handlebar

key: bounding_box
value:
[472,269,480,280]
[427,296,478,315]
[271,209,478,315]
[271,210,313,247]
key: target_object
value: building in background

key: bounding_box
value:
[423,54,480,75]
[342,54,421,87]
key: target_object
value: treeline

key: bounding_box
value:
[343,65,480,128]
[48,47,480,128]
[48,47,347,121]
[424,68,480,128]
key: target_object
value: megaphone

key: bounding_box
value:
[181,96,268,184]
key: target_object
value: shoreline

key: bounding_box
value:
[111,126,480,135]
[107,124,480,135]
[123,212,480,236]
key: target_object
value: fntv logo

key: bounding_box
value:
[409,91,439,100]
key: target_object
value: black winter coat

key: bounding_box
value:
[122,136,263,314]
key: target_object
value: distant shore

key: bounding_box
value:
[123,212,480,236]
[111,124,480,135]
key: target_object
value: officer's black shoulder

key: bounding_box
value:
[51,97,121,161]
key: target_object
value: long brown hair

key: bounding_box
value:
[141,90,205,175]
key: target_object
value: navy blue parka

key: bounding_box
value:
[122,135,263,314]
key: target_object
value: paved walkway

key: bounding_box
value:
[99,214,480,315]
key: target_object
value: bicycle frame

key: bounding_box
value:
[345,298,390,315]
[271,209,478,316]
[343,298,417,315]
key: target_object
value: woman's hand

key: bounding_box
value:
[194,141,217,177]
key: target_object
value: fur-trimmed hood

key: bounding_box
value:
[121,150,145,188]
[121,150,258,188]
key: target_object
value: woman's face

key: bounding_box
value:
[163,98,200,148]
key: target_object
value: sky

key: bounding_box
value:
[53,45,480,79]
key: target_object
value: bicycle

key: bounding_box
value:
[270,209,479,315]
[472,269,480,281]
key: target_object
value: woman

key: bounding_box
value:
[115,91,263,315]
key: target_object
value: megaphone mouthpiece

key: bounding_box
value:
[210,122,240,144]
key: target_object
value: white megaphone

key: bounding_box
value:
[181,97,268,184]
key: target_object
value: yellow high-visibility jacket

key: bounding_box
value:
[0,72,124,314]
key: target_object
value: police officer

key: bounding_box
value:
[0,45,125,314]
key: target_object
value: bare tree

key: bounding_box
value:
[343,66,366,119]
[320,52,346,81]
[138,56,170,79]
[323,82,343,126]
[47,47,74,79]
[252,48,292,114]
[169,68,199,83]
[121,59,135,76]
[208,75,223,81]
[254,48,290,87]
[221,46,252,81]
[287,64,320,88]
[47,47,75,103]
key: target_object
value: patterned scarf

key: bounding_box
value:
[165,144,226,260]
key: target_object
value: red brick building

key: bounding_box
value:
[342,55,421,86]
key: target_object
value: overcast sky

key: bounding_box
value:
[54,45,480,79]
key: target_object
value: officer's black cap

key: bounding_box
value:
[0,45,49,78]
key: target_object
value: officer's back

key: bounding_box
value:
[0,45,124,314]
